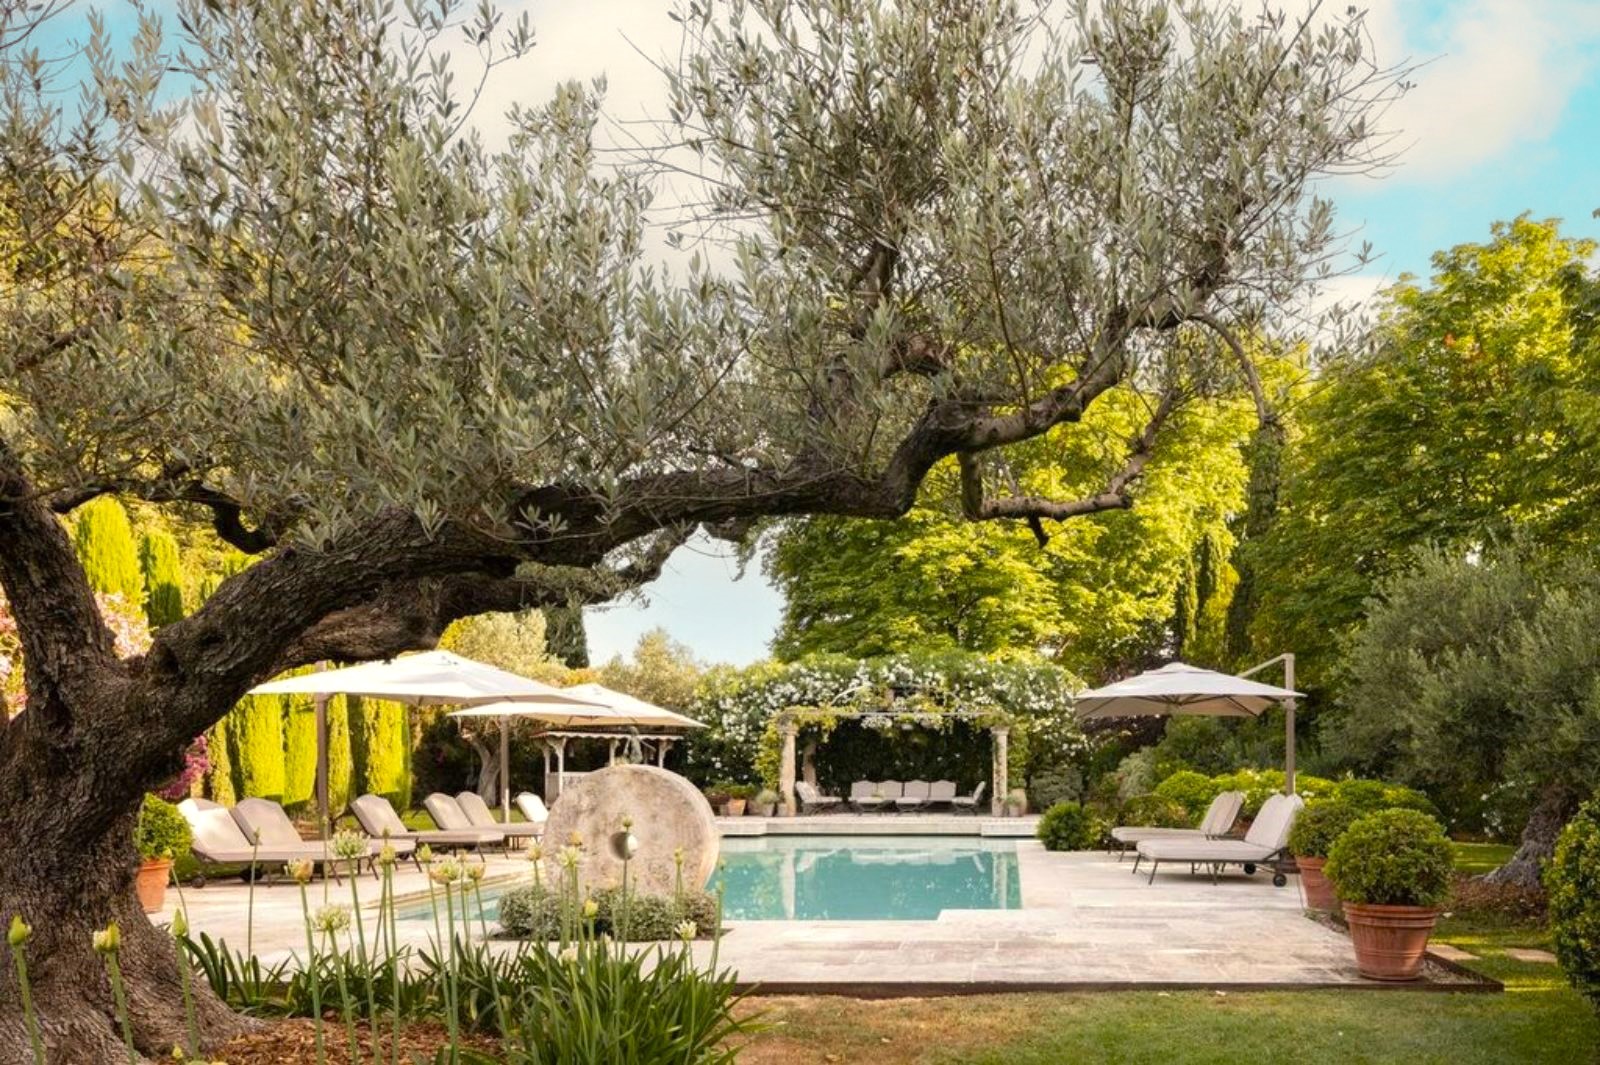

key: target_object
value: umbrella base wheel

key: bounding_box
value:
[1272,872,1288,887]
[1243,862,1257,875]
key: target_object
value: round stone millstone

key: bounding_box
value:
[542,764,720,896]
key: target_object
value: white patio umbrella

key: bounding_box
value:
[449,685,705,812]
[1075,661,1304,792]
[249,651,603,823]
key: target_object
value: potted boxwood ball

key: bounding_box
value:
[133,794,192,913]
[1287,799,1361,911]
[752,788,780,817]
[1324,808,1454,981]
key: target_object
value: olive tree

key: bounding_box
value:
[0,0,1396,1056]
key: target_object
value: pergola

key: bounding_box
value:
[772,709,1014,816]
[533,729,692,799]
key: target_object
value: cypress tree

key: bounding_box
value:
[72,497,145,604]
[350,696,413,811]
[138,530,187,627]
[205,718,237,807]
[281,693,318,812]
[543,605,590,668]
[229,694,286,803]
[325,694,354,817]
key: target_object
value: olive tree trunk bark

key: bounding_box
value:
[1480,782,1576,891]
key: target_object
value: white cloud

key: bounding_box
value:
[1360,0,1600,181]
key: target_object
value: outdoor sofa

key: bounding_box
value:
[1109,790,1244,861]
[1134,792,1305,886]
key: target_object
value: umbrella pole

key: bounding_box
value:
[1284,653,1297,795]
[315,694,330,830]
[500,716,511,822]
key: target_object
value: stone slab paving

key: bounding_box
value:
[170,841,1397,990]
[1503,948,1557,964]
[1428,943,1477,962]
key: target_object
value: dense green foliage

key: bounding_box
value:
[1287,800,1360,859]
[1330,545,1600,836]
[1153,771,1219,821]
[543,607,590,670]
[1547,795,1600,1014]
[137,530,186,628]
[1325,809,1455,908]
[280,694,318,812]
[71,497,145,604]
[682,652,1081,794]
[133,794,192,863]
[1252,219,1600,686]
[1037,803,1102,852]
[767,388,1256,673]
[1117,794,1192,829]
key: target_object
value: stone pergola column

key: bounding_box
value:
[990,725,1010,816]
[778,714,799,817]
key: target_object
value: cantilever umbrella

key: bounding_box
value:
[1075,661,1304,792]
[449,684,704,813]
[249,651,603,823]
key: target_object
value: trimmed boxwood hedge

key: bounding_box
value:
[1287,799,1362,859]
[1118,793,1191,829]
[1547,794,1600,1014]
[1037,802,1102,851]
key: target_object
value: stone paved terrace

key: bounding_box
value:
[163,826,1418,991]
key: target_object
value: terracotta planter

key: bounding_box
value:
[725,799,747,817]
[136,858,173,914]
[1342,902,1441,981]
[1297,857,1338,910]
[752,802,776,817]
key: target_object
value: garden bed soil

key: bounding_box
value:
[221,1018,502,1063]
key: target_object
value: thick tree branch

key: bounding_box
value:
[49,478,285,554]
[956,387,1180,537]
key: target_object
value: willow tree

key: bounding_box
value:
[0,0,1396,1055]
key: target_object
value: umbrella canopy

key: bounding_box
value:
[1075,662,1302,719]
[249,650,603,708]
[248,651,603,823]
[559,683,706,729]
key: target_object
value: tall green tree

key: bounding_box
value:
[70,497,145,605]
[600,629,704,711]
[137,529,187,627]
[1252,218,1600,685]
[543,606,590,669]
[0,0,1396,1052]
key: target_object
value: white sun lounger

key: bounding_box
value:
[455,791,542,843]
[514,792,550,826]
[1110,790,1244,860]
[350,793,497,852]
[422,793,509,851]
[795,781,843,814]
[178,798,341,885]
[1135,793,1305,886]
[895,780,932,812]
[950,781,987,814]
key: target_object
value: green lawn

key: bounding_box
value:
[738,848,1596,1065]
[1451,841,1516,876]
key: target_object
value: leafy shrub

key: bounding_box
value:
[1324,808,1454,907]
[1287,799,1360,859]
[1211,769,1335,816]
[1331,778,1439,820]
[1037,803,1101,851]
[1153,770,1219,820]
[498,884,720,942]
[134,794,192,862]
[1117,794,1190,828]
[1109,748,1158,802]
[1027,765,1083,811]
[1547,795,1600,1013]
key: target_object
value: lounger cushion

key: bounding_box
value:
[849,781,875,798]
[424,793,505,843]
[929,781,958,802]
[1134,838,1280,862]
[352,794,410,838]
[232,798,306,848]
[515,792,550,824]
[457,791,542,837]
[1199,791,1245,837]
[1110,826,1203,844]
[185,806,253,854]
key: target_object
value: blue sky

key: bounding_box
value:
[45,1,1600,665]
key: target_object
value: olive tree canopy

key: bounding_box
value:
[0,0,1397,1057]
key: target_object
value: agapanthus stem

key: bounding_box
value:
[8,937,45,1065]
[298,882,327,1065]
[103,954,137,1065]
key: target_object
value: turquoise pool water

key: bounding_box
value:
[398,836,1021,924]
[711,835,1021,921]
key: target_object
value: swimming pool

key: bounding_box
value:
[401,836,1022,925]
[711,835,1021,921]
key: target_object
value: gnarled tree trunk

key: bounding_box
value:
[1480,782,1576,891]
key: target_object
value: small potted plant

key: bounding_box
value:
[703,784,730,815]
[752,788,780,817]
[1324,808,1454,981]
[133,794,192,913]
[724,783,755,817]
[1287,798,1360,911]
[1004,788,1028,817]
